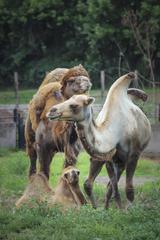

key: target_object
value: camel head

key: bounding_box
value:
[60,65,92,99]
[47,94,95,122]
[62,166,81,185]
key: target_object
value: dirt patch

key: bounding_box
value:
[95,176,157,188]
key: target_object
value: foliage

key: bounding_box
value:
[0,0,160,88]
[0,149,160,240]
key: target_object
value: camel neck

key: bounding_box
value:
[76,117,115,161]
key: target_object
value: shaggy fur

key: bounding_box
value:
[60,64,89,95]
[39,68,69,88]
[29,82,63,131]
[50,166,87,209]
[25,64,91,178]
[16,167,86,209]
[15,172,54,208]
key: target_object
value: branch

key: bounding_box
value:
[113,39,130,70]
[125,10,147,59]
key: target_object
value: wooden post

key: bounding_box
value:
[134,70,138,88]
[100,70,105,99]
[118,52,123,77]
[156,103,160,122]
[14,72,19,110]
[14,72,20,148]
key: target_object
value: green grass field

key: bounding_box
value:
[0,87,159,105]
[0,149,160,240]
[0,89,36,104]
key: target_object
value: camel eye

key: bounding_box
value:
[77,170,80,175]
[68,81,74,85]
[70,104,78,109]
[67,78,75,85]
[70,104,80,114]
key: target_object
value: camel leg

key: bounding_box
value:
[71,185,87,205]
[36,144,54,179]
[105,161,121,209]
[125,153,139,205]
[28,146,37,177]
[25,115,37,177]
[64,145,78,168]
[105,159,125,208]
[84,158,105,208]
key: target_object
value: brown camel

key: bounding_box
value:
[50,166,87,209]
[15,172,54,208]
[16,166,86,209]
[25,65,92,178]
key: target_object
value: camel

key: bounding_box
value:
[47,72,151,209]
[16,166,86,209]
[50,166,87,209]
[39,68,69,88]
[25,64,92,178]
[15,172,54,208]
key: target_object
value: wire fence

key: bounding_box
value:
[0,68,159,148]
[91,68,160,125]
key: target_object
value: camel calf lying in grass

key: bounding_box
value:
[51,166,87,209]
[16,166,86,209]
[47,72,151,209]
[15,172,53,208]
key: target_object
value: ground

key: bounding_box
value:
[95,175,157,187]
[0,149,160,240]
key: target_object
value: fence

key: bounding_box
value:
[0,70,159,155]
[0,104,159,158]
[0,105,27,148]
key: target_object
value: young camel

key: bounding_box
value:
[16,166,86,209]
[47,72,151,209]
[50,166,87,209]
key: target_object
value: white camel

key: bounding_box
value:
[47,72,151,208]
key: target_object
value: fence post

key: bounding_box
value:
[134,70,139,88]
[14,72,19,110]
[14,72,19,147]
[156,103,160,122]
[100,70,105,99]
[14,72,19,126]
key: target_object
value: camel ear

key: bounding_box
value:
[85,97,95,106]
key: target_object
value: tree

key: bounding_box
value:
[123,2,160,87]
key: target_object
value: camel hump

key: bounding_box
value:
[29,82,63,131]
[127,88,148,102]
[15,173,53,208]
[39,68,69,88]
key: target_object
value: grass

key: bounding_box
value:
[0,149,160,240]
[0,89,36,104]
[0,87,159,105]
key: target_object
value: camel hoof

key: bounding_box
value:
[125,201,133,211]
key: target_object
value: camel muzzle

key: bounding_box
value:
[46,107,62,120]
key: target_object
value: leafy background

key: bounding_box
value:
[0,0,160,88]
